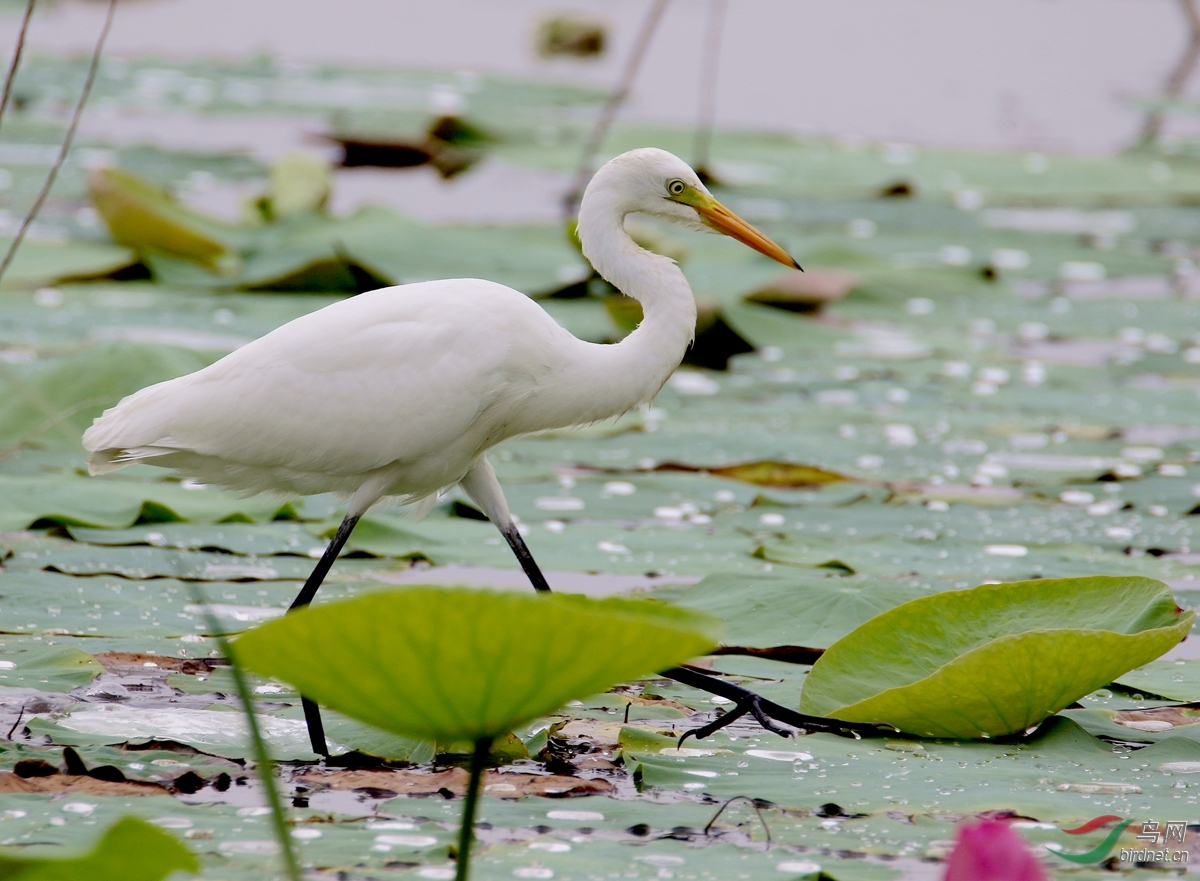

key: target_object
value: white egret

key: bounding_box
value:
[84,148,823,753]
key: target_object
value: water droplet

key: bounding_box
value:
[776,861,821,873]
[745,749,813,762]
[1056,781,1142,794]
[546,810,603,821]
[534,497,584,512]
[529,842,570,853]
[375,834,437,847]
[1158,761,1200,774]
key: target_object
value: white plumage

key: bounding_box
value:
[84,148,796,527]
[84,147,801,755]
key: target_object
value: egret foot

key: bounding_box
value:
[662,665,882,741]
[678,694,793,747]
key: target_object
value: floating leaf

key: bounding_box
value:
[1114,657,1200,702]
[233,587,721,741]
[0,647,103,692]
[87,168,233,268]
[743,268,859,313]
[238,252,392,293]
[799,576,1194,738]
[0,816,198,881]
[0,344,210,454]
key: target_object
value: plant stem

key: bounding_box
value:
[0,0,114,283]
[0,0,37,134]
[455,736,493,881]
[189,586,303,881]
[1137,0,1200,147]
[563,0,669,220]
[692,0,727,176]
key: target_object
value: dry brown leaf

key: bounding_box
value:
[743,269,859,313]
[653,460,850,488]
[1113,706,1200,731]
[296,767,614,799]
[93,652,218,675]
[0,771,168,797]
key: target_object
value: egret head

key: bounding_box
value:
[586,148,800,270]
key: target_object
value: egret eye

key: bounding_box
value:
[666,179,687,197]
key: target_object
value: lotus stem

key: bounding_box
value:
[189,586,302,881]
[455,736,493,881]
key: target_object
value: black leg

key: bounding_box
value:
[290,514,361,611]
[289,513,361,757]
[498,525,883,741]
[500,523,551,592]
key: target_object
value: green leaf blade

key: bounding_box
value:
[800,576,1194,738]
[0,816,199,881]
[233,587,721,742]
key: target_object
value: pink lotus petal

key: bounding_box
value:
[944,819,1048,881]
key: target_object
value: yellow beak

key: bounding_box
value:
[694,197,801,270]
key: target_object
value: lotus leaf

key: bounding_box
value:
[0,816,197,880]
[799,576,1194,737]
[233,587,720,741]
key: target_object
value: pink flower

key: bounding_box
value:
[944,819,1048,881]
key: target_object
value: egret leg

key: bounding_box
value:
[288,512,361,757]
[462,455,877,739]
[290,514,361,612]
[500,524,551,593]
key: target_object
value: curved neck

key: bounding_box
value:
[573,190,697,413]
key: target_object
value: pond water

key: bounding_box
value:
[1,0,1191,153]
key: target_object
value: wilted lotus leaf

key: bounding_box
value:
[233,587,721,742]
[87,168,233,268]
[653,459,852,488]
[800,576,1194,738]
[743,268,859,313]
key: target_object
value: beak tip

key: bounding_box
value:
[792,258,804,272]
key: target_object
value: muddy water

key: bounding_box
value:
[0,0,1188,154]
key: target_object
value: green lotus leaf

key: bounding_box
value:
[799,576,1194,738]
[233,587,721,741]
[0,816,198,881]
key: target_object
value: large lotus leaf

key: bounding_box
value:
[0,471,298,531]
[626,715,1200,824]
[0,240,134,288]
[32,706,325,761]
[654,573,924,649]
[0,646,103,691]
[799,576,1194,738]
[1063,704,1200,744]
[233,587,721,741]
[1114,657,1200,702]
[0,344,211,453]
[0,815,198,881]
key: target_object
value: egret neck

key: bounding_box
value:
[569,183,698,424]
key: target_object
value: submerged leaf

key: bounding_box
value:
[233,587,721,741]
[799,576,1194,738]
